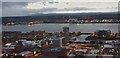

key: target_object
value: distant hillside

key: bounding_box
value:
[2,12,119,23]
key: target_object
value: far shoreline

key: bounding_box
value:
[2,22,120,26]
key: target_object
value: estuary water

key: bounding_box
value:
[2,23,119,33]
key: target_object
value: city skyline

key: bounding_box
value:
[1,1,120,58]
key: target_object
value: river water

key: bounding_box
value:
[2,23,119,33]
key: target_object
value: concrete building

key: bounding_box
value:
[95,30,111,37]
[63,27,69,44]
[41,47,68,57]
[50,37,64,47]
[52,39,61,47]
[68,19,78,23]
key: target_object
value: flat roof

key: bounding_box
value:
[19,51,32,55]
[103,45,113,48]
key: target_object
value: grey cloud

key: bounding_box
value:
[2,2,29,17]
[0,2,2,17]
[2,7,29,17]
[2,3,59,17]
[2,0,53,2]
[2,2,28,8]
[69,7,94,11]
[39,8,58,12]
[2,2,118,17]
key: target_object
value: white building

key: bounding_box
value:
[68,19,78,23]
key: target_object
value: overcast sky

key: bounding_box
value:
[2,0,120,2]
[1,0,120,17]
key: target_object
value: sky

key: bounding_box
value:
[1,0,120,17]
[1,0,120,2]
